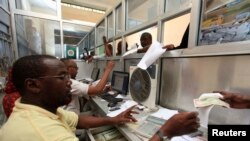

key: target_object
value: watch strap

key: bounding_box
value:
[156,130,170,141]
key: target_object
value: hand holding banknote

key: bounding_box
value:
[193,93,230,108]
[193,93,230,128]
[214,91,250,109]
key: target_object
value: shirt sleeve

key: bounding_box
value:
[57,108,79,130]
[70,79,89,98]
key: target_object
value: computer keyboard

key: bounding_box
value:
[100,93,123,103]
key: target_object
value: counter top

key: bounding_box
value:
[90,96,149,141]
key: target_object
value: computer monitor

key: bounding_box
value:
[111,71,129,95]
[91,68,100,81]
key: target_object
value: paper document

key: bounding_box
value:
[198,105,214,128]
[173,135,205,141]
[107,100,138,117]
[150,108,178,120]
[121,43,142,58]
[93,54,105,59]
[120,47,140,62]
[137,41,166,70]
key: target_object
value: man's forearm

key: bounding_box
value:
[88,67,112,95]
[77,115,116,129]
[243,95,250,108]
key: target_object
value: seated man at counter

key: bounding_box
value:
[0,55,137,141]
[60,58,114,114]
[0,55,200,141]
[137,25,189,53]
[137,32,152,53]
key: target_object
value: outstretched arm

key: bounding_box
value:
[137,46,150,53]
[88,61,115,95]
[215,91,250,109]
[77,106,137,129]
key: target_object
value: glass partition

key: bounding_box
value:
[15,0,57,16]
[15,14,61,57]
[0,8,10,30]
[89,30,95,49]
[62,22,91,45]
[84,37,89,49]
[0,0,9,10]
[126,0,159,29]
[0,32,13,77]
[125,26,158,50]
[95,45,105,56]
[96,20,105,45]
[198,0,250,46]
[107,12,114,38]
[116,4,123,35]
[62,23,91,59]
[163,13,190,48]
[165,0,192,13]
[78,35,89,59]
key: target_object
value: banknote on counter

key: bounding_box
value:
[194,96,230,108]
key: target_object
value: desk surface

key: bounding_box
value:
[91,96,150,141]
[90,96,208,141]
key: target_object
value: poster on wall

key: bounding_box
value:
[199,0,250,46]
[66,45,76,59]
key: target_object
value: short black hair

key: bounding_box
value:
[12,55,57,93]
[117,41,128,55]
[141,32,152,40]
[60,58,72,68]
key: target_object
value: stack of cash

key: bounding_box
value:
[193,93,230,108]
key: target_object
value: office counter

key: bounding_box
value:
[88,96,208,141]
[89,96,144,141]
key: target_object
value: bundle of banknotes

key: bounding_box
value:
[193,93,230,108]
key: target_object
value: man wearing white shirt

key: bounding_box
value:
[61,58,114,114]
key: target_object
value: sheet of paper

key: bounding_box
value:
[194,93,230,128]
[107,100,138,117]
[122,48,138,57]
[150,108,178,120]
[171,136,188,141]
[181,135,205,141]
[137,41,166,70]
[198,105,214,128]
[171,135,204,141]
[121,43,142,59]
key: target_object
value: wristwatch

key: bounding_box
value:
[156,130,171,141]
